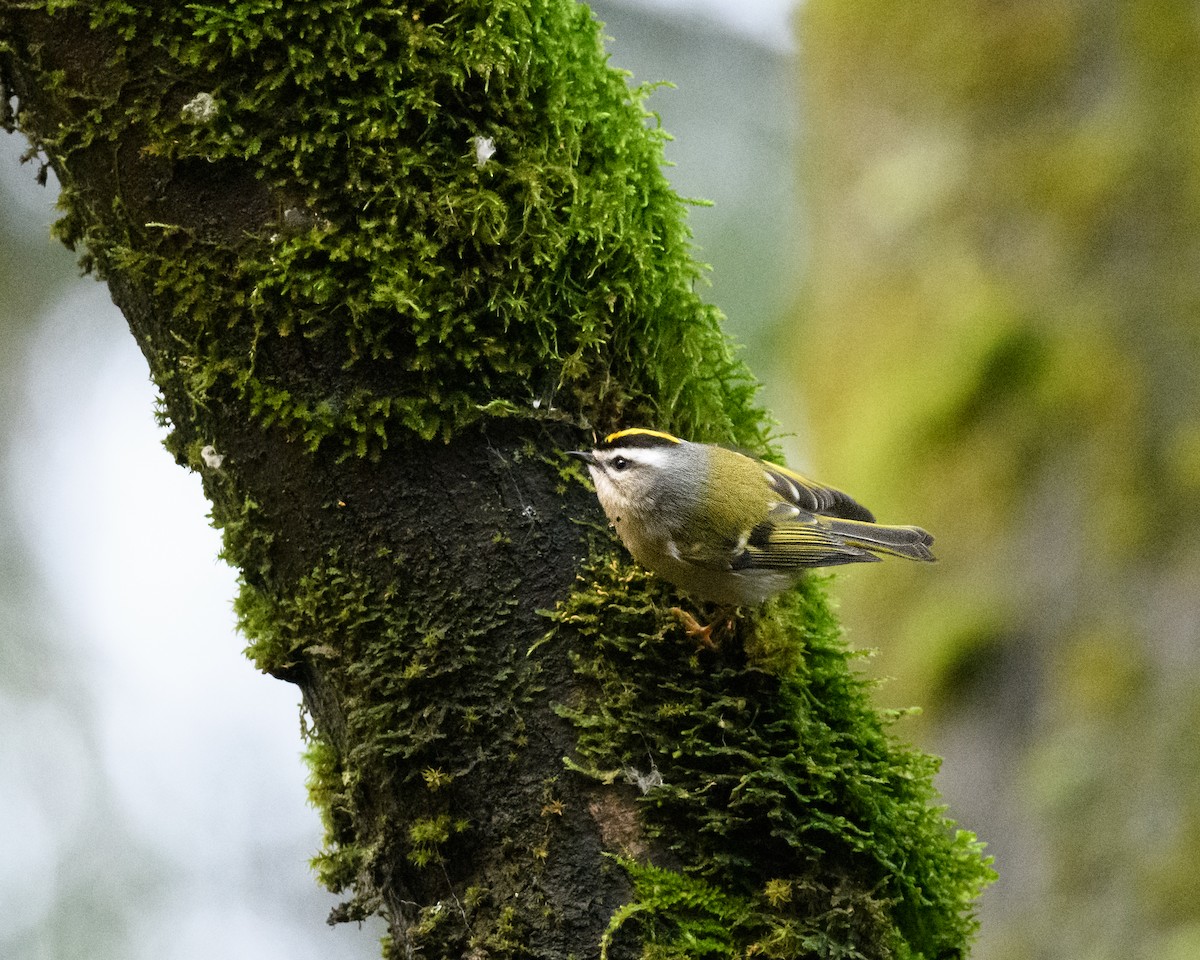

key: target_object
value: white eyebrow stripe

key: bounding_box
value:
[602,447,673,470]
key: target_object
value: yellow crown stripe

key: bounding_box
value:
[603,428,682,445]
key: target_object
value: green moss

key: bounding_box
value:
[546,550,994,958]
[305,737,372,899]
[408,814,470,868]
[235,552,528,909]
[600,860,755,960]
[21,0,766,455]
[601,858,904,960]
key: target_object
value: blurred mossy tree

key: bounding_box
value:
[796,3,1200,959]
[1,1,991,957]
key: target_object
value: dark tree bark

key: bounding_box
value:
[0,2,992,958]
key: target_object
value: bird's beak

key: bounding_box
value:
[566,450,597,466]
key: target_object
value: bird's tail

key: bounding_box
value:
[822,517,936,563]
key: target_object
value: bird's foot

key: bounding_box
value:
[668,606,736,649]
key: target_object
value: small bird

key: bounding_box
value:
[568,428,934,607]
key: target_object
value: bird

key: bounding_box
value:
[568,428,935,608]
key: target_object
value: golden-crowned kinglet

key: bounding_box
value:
[568,428,934,606]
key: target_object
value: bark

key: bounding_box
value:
[0,2,992,958]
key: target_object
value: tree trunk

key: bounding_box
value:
[0,2,992,957]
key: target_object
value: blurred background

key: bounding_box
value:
[2,1,1198,957]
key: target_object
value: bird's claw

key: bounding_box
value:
[668,606,735,649]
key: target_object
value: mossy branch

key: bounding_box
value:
[0,1,992,957]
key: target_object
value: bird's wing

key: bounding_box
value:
[668,459,881,572]
[762,464,875,523]
[729,508,880,570]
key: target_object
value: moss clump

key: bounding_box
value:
[305,737,373,902]
[17,0,765,456]
[601,859,899,960]
[408,814,471,868]
[235,553,531,916]
[547,551,994,958]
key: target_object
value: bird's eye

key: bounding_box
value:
[611,456,630,471]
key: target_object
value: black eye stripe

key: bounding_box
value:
[611,456,630,470]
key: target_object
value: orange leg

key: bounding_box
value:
[668,606,736,649]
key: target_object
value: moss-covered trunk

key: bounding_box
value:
[0,2,992,957]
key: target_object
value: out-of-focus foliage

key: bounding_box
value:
[0,134,142,960]
[796,3,1200,959]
